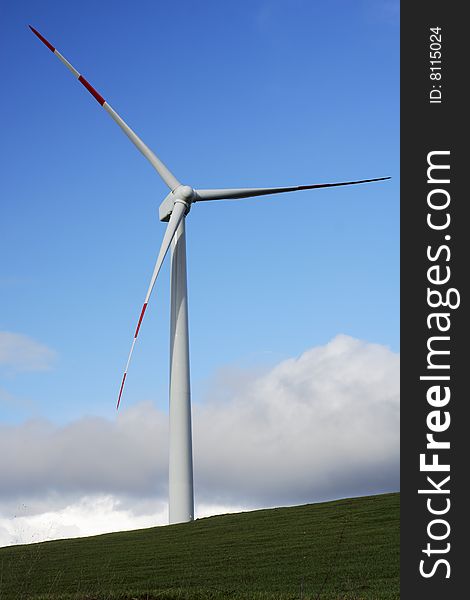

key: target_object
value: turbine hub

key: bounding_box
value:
[174,185,195,202]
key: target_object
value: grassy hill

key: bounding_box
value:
[0,492,399,600]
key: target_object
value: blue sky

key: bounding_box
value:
[1,0,399,426]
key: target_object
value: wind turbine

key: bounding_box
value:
[30,25,390,525]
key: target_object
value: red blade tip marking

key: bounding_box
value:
[29,25,55,52]
[78,76,106,106]
[117,373,127,410]
[134,303,148,338]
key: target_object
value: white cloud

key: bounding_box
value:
[0,331,56,372]
[0,335,399,546]
[194,334,399,505]
[0,496,163,547]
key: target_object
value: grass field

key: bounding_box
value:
[0,492,399,600]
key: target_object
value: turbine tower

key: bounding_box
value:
[30,26,390,525]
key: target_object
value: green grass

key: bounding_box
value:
[0,492,399,600]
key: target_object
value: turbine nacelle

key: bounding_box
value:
[159,185,195,222]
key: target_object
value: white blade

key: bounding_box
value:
[117,201,187,409]
[195,177,391,201]
[29,25,180,192]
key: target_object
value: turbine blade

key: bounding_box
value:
[117,201,187,409]
[29,25,180,191]
[195,177,391,201]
